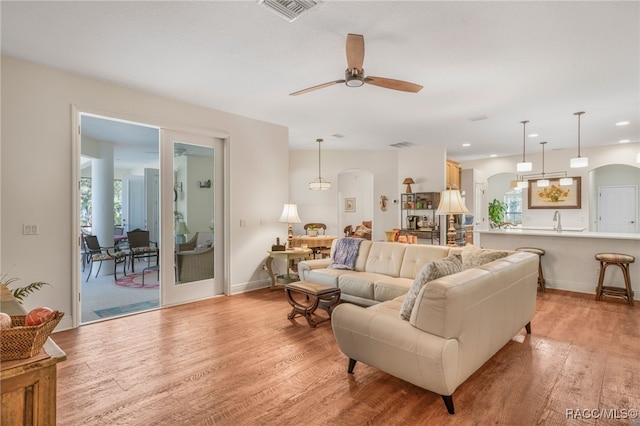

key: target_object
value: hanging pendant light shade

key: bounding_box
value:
[309,138,331,190]
[570,111,588,168]
[516,120,532,172]
[537,141,549,187]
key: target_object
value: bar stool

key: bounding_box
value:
[516,247,546,292]
[595,253,635,306]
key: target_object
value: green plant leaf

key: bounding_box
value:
[11,281,50,303]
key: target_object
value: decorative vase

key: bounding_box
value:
[309,229,318,237]
[384,230,396,242]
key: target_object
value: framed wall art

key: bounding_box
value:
[345,197,356,212]
[528,177,581,209]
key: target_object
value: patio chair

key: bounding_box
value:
[84,235,128,282]
[127,229,159,272]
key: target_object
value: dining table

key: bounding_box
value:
[291,235,338,258]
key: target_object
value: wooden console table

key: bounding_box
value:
[1,291,66,425]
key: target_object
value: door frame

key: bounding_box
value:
[72,105,231,328]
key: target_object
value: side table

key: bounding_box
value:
[265,248,313,289]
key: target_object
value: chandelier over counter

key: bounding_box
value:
[309,138,331,190]
[570,111,588,168]
[516,120,532,172]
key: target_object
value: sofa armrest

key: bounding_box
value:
[298,258,332,280]
[331,303,459,396]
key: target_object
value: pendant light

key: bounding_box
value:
[309,138,331,190]
[516,120,532,172]
[537,141,549,187]
[570,111,588,168]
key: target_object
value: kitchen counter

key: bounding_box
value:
[478,228,640,240]
[476,229,639,300]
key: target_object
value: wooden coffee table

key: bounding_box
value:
[284,281,341,328]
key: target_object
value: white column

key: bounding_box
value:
[91,142,115,275]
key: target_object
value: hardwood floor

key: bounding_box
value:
[52,288,640,425]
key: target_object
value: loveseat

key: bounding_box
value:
[299,238,538,414]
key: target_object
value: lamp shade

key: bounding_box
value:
[435,190,470,215]
[570,156,588,168]
[402,178,415,185]
[278,204,301,224]
[175,221,190,235]
[516,161,532,172]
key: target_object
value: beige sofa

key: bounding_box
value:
[298,240,454,306]
[299,239,538,414]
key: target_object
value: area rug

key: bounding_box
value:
[94,300,159,318]
[114,270,159,289]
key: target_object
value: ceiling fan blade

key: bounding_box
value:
[289,80,345,96]
[346,33,364,72]
[365,76,423,93]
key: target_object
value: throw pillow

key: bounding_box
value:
[362,220,372,229]
[399,254,463,321]
[462,244,509,269]
[354,225,371,238]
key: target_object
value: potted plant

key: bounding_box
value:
[488,199,508,229]
[1,272,50,304]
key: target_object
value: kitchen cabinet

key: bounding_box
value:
[447,160,461,190]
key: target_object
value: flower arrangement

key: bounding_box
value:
[537,185,569,203]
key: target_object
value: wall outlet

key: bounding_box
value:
[23,223,39,235]
[240,219,247,228]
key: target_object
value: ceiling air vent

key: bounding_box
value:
[390,142,415,149]
[258,0,320,22]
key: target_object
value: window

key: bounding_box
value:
[80,177,122,232]
[504,189,522,224]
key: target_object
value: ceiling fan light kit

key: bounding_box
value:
[290,33,423,96]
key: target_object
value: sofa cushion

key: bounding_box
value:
[399,254,463,321]
[373,277,414,303]
[462,244,509,269]
[399,245,452,279]
[338,272,389,300]
[364,242,407,277]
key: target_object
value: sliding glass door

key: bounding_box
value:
[160,129,224,306]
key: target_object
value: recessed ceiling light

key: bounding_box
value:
[490,154,497,158]
[619,139,630,143]
[462,143,471,147]
[528,133,539,138]
[616,121,630,126]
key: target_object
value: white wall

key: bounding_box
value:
[1,56,289,328]
[461,143,640,230]
[290,144,448,241]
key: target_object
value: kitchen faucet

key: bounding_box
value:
[553,210,562,233]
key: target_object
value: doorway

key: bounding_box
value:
[79,114,161,323]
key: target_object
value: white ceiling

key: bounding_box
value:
[2,1,638,162]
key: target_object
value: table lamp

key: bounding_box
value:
[402,177,415,193]
[435,189,469,247]
[278,203,301,249]
[175,221,190,244]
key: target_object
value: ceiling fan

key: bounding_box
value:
[290,33,423,96]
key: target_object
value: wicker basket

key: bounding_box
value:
[1,311,64,361]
